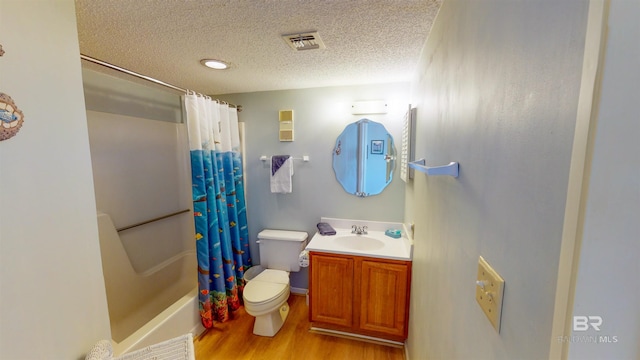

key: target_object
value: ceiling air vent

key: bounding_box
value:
[282,31,326,51]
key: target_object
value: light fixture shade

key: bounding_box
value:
[200,59,229,70]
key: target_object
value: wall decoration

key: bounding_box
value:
[371,140,384,154]
[0,44,5,57]
[1,92,25,141]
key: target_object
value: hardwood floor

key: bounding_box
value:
[194,294,405,360]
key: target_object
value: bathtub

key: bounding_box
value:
[96,212,205,356]
[112,288,204,355]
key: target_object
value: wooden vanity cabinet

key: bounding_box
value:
[309,253,354,328]
[309,252,412,342]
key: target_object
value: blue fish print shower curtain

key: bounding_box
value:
[184,94,251,328]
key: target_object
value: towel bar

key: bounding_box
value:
[408,158,459,178]
[260,155,310,162]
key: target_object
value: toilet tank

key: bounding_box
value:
[257,229,308,272]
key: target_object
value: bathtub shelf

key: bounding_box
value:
[408,158,459,178]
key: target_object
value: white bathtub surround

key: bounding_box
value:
[112,290,204,356]
[96,213,198,344]
[306,217,413,261]
[96,213,204,356]
[88,333,195,360]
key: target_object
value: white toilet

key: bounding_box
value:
[243,229,308,337]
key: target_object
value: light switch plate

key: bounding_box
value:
[476,256,505,332]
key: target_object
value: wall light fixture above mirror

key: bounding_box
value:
[351,100,388,115]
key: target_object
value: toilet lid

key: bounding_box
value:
[244,280,288,304]
[258,229,308,242]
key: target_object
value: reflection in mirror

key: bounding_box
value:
[333,119,396,197]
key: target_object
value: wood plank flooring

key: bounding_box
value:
[194,294,405,360]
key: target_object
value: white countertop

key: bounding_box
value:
[305,218,413,261]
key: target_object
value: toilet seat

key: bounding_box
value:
[252,269,290,284]
[243,269,291,315]
[244,280,288,304]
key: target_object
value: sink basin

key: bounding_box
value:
[333,235,385,251]
[305,221,412,261]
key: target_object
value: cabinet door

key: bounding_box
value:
[358,259,410,338]
[310,253,354,327]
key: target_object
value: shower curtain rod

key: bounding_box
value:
[80,54,242,111]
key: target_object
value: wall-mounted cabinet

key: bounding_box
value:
[309,252,411,342]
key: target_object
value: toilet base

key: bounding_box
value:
[252,303,290,337]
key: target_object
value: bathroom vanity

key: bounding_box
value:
[306,218,413,343]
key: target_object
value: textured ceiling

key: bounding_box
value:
[75,0,441,95]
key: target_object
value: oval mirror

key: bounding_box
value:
[333,119,396,197]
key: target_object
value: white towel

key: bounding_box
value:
[270,156,293,193]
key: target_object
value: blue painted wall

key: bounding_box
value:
[220,83,409,289]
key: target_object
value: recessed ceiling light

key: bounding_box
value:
[200,59,230,70]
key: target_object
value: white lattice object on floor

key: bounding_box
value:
[86,333,194,360]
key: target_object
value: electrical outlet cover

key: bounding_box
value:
[476,256,505,332]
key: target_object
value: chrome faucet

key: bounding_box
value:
[351,225,368,235]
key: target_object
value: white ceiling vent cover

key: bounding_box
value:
[282,31,326,51]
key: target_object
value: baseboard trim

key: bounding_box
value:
[290,287,308,295]
[309,327,405,348]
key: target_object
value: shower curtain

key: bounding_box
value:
[184,94,251,328]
